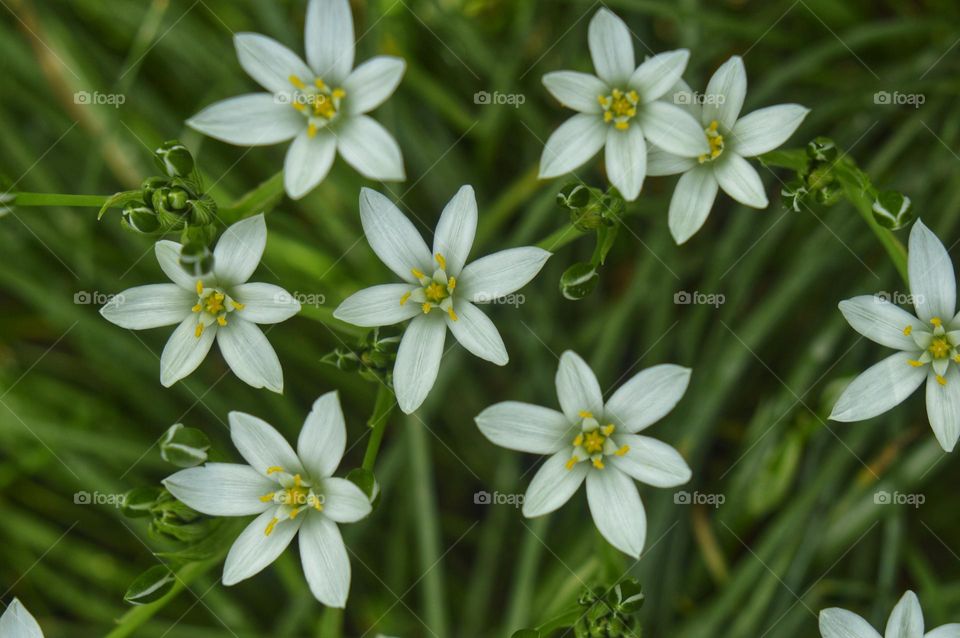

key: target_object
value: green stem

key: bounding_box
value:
[12,192,110,207]
[218,171,285,223]
[362,383,396,472]
[838,172,909,284]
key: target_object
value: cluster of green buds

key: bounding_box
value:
[322,327,401,384]
[779,137,843,211]
[556,183,624,301]
[122,486,216,543]
[572,579,645,638]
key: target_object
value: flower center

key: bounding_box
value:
[259,466,324,536]
[288,75,346,138]
[598,88,639,130]
[565,411,630,470]
[399,253,459,321]
[905,317,960,385]
[697,120,725,164]
[192,280,243,338]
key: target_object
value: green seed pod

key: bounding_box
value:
[155,140,195,178]
[557,182,593,210]
[560,262,599,300]
[872,190,914,230]
[160,423,211,468]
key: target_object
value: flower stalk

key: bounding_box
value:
[362,383,396,472]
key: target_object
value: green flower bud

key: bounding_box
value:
[346,467,380,507]
[557,182,592,210]
[141,176,168,205]
[155,140,195,178]
[121,486,163,518]
[189,195,217,226]
[122,203,161,234]
[124,565,176,606]
[560,262,599,300]
[160,423,210,468]
[781,178,808,213]
[179,241,214,277]
[167,187,190,211]
[872,190,913,230]
[806,136,837,163]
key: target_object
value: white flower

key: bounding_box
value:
[830,220,960,452]
[101,214,300,392]
[0,599,43,638]
[647,56,809,244]
[164,392,371,607]
[820,590,960,638]
[538,8,710,202]
[187,0,406,200]
[475,351,692,558]
[333,186,551,414]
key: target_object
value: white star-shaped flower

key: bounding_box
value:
[164,392,371,607]
[101,214,300,392]
[647,55,809,244]
[333,186,551,414]
[820,590,960,638]
[538,8,710,202]
[830,220,960,452]
[188,0,406,199]
[475,351,692,558]
[0,599,43,638]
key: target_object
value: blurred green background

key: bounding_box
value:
[2,0,960,636]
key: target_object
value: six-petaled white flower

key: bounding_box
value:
[100,214,300,392]
[475,351,692,558]
[164,392,371,607]
[334,186,551,414]
[830,220,960,452]
[187,0,406,199]
[820,590,960,638]
[647,56,809,244]
[0,599,43,638]
[539,8,710,202]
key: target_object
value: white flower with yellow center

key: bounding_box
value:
[820,590,960,638]
[100,214,300,392]
[164,392,371,607]
[0,599,43,638]
[187,0,406,200]
[830,220,960,452]
[333,186,551,414]
[538,8,710,202]
[475,351,692,557]
[647,56,809,244]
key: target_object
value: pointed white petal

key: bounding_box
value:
[393,314,446,414]
[588,8,634,86]
[838,296,924,350]
[337,115,405,181]
[359,188,432,283]
[661,77,702,120]
[230,283,301,324]
[586,468,646,558]
[298,391,347,479]
[457,247,551,302]
[610,434,691,487]
[909,220,957,323]
[446,301,508,365]
[160,315,217,387]
[885,591,924,638]
[305,0,355,84]
[100,284,192,329]
[729,104,809,157]
[163,463,275,516]
[343,56,405,115]
[543,71,607,114]
[926,367,960,452]
[223,509,301,585]
[433,185,477,277]
[926,625,960,638]
[538,113,607,178]
[629,49,689,103]
[214,214,267,286]
[299,513,351,607]
[0,599,43,638]
[604,364,690,433]
[234,33,313,94]
[646,146,697,177]
[555,350,603,422]
[217,319,284,393]
[522,449,589,517]
[187,94,303,146]
[668,166,719,244]
[714,154,768,208]
[229,410,303,475]
[829,352,926,421]
[156,240,203,290]
[476,401,572,454]
[321,477,372,523]
[284,129,337,200]
[639,101,710,157]
[605,125,646,201]
[702,56,747,129]
[333,283,420,327]
[819,608,883,638]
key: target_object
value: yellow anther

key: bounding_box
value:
[259,492,275,502]
[565,455,579,470]
[332,88,346,99]
[611,89,622,98]
[425,282,447,302]
[572,433,584,447]
[578,411,593,419]
[292,101,306,112]
[937,374,947,386]
[411,268,425,279]
[708,120,719,132]
[907,359,924,367]
[421,302,431,314]
[264,517,279,536]
[954,354,960,363]
[192,303,202,313]
[289,507,303,519]
[194,323,204,338]
[231,300,245,310]
[196,280,204,295]
[597,95,610,107]
[592,457,605,470]
[448,276,456,291]
[932,317,943,328]
[400,291,412,306]
[307,122,318,138]
[601,424,615,436]
[435,253,447,270]
[614,121,630,130]
[583,431,605,454]
[266,466,285,474]
[603,111,613,123]
[313,499,324,512]
[930,338,950,358]
[314,78,326,89]
[293,474,302,487]
[447,306,458,321]
[289,75,306,89]
[217,316,227,327]
[903,325,913,336]
[615,445,630,456]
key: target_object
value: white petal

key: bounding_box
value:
[476,401,572,454]
[0,599,43,638]
[217,319,284,393]
[819,608,883,638]
[284,129,337,200]
[305,0,355,84]
[926,367,960,452]
[229,410,303,476]
[337,115,405,181]
[629,49,689,103]
[522,449,588,517]
[160,315,216,387]
[555,350,604,422]
[187,94,303,146]
[446,301,508,365]
[333,283,420,327]
[100,284,192,329]
[222,509,301,585]
[214,214,267,286]
[661,77,702,120]
[163,463,275,516]
[234,33,313,95]
[358,187,432,283]
[668,166,719,244]
[299,513,351,607]
[638,101,710,157]
[433,185,477,277]
[714,154,768,208]
[588,8,634,86]
[927,626,960,638]
[702,56,747,129]
[886,591,924,638]
[646,146,696,177]
[298,391,347,479]
[838,296,924,351]
[457,247,551,302]
[909,219,957,323]
[231,283,302,324]
[156,240,203,290]
[586,468,646,558]
[605,124,646,201]
[829,352,926,422]
[321,477,372,523]
[605,364,691,433]
[343,56,405,115]
[610,434,691,487]
[729,104,810,157]
[542,71,607,114]
[538,113,607,178]
[393,314,446,414]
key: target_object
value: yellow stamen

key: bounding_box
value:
[583,431,605,454]
[937,374,947,386]
[565,455,579,470]
[313,499,324,512]
[573,433,584,447]
[425,282,447,302]
[614,121,629,130]
[932,317,943,328]
[592,457,605,470]
[603,111,613,123]
[907,359,924,367]
[903,325,913,336]
[615,445,630,456]
[411,268,425,279]
[266,466,285,474]
[435,253,447,270]
[289,507,303,519]
[217,315,227,327]
[194,323,204,338]
[307,122,318,138]
[954,354,960,363]
[421,302,431,314]
[448,276,456,291]
[292,101,306,112]
[264,517,279,536]
[259,492,275,502]
[601,424,615,436]
[930,338,950,358]
[447,306,458,321]
[400,291,412,306]
[578,411,593,419]
[196,280,204,295]
[314,78,326,89]
[331,88,346,99]
[192,303,202,313]
[289,75,306,89]
[231,300,245,310]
